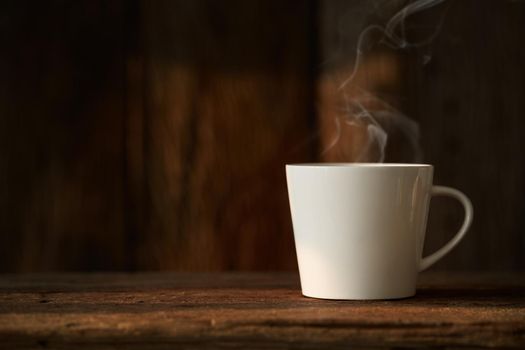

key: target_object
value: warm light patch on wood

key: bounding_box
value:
[318,51,402,162]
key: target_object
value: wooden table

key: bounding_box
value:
[0,272,524,349]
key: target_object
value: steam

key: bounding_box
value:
[326,0,447,163]
[385,0,446,48]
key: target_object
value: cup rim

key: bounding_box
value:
[286,163,432,168]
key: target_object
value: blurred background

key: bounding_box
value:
[0,0,524,272]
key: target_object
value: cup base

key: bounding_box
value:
[301,291,416,301]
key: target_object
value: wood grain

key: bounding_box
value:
[0,0,524,272]
[0,272,524,349]
[317,0,525,270]
[135,0,316,270]
[0,0,317,271]
[0,1,128,271]
[406,0,525,270]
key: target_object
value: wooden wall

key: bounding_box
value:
[135,0,316,270]
[0,0,523,271]
[0,1,128,271]
[409,0,525,270]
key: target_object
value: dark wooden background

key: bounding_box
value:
[0,0,523,272]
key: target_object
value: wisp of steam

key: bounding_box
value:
[326,0,447,162]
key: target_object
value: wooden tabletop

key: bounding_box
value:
[0,272,524,349]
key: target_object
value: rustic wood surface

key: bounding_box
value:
[317,0,525,271]
[0,1,129,271]
[1,0,525,272]
[135,0,316,270]
[0,0,316,272]
[0,272,524,349]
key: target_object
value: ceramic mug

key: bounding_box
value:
[286,163,473,300]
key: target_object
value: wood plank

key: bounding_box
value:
[0,0,317,272]
[1,0,524,273]
[407,0,525,270]
[0,272,524,349]
[317,0,525,270]
[0,1,128,271]
[137,0,316,270]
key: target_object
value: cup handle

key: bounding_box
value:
[419,185,474,272]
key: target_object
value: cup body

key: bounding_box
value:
[286,163,434,300]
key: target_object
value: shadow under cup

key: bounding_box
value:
[286,163,472,300]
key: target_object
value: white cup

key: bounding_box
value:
[286,163,473,300]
